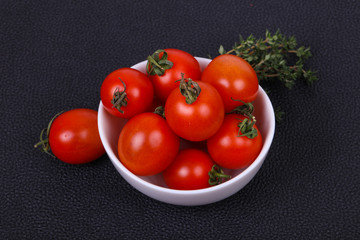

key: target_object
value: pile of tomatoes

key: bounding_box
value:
[101,49,263,190]
[35,48,263,191]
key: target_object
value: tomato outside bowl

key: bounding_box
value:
[98,57,276,206]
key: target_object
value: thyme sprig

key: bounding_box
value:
[218,29,318,88]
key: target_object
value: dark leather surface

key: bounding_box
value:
[1,0,359,239]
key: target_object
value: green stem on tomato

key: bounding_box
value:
[34,111,64,158]
[177,73,201,104]
[111,78,128,114]
[146,49,173,76]
[153,106,166,119]
[147,54,165,73]
[237,116,258,139]
[208,165,231,185]
[228,97,254,118]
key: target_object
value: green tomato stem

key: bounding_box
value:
[208,165,231,186]
[111,78,128,114]
[147,54,164,74]
[178,73,201,104]
[34,111,63,158]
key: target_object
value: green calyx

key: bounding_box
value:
[34,111,64,157]
[228,97,254,118]
[153,106,166,119]
[178,73,201,104]
[146,49,173,76]
[208,165,232,186]
[111,78,128,114]
[237,116,258,139]
[229,98,258,139]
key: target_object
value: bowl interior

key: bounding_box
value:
[98,57,275,191]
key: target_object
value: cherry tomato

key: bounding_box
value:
[162,149,215,190]
[207,114,263,169]
[165,79,224,142]
[100,68,154,119]
[201,54,259,112]
[36,109,105,164]
[118,112,180,176]
[147,48,201,103]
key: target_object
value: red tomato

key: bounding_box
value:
[165,80,225,142]
[201,54,259,112]
[44,109,105,164]
[207,114,263,169]
[118,112,180,176]
[100,68,154,119]
[147,49,201,103]
[163,149,215,190]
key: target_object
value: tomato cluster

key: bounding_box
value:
[35,48,263,190]
[100,49,264,190]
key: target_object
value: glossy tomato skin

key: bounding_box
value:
[165,81,225,142]
[149,49,201,103]
[163,149,214,190]
[100,68,154,119]
[201,54,259,112]
[118,112,180,176]
[207,114,263,169]
[49,109,105,164]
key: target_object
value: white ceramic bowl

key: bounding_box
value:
[98,57,275,206]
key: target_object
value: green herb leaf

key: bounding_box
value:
[218,45,226,55]
[219,29,318,121]
[223,29,318,88]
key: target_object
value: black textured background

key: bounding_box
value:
[1,0,359,239]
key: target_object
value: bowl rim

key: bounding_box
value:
[98,56,276,196]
